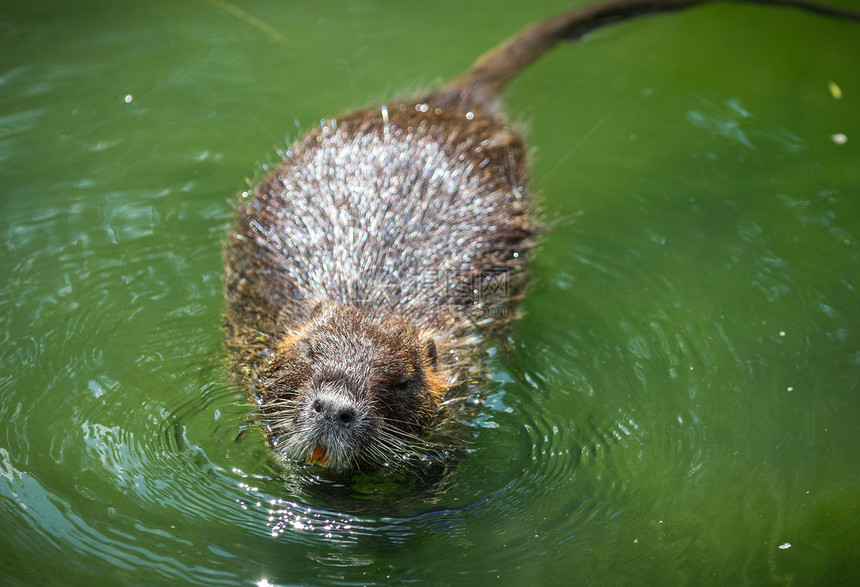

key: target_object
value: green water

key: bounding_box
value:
[2,0,859,584]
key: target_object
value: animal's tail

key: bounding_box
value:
[426,0,860,110]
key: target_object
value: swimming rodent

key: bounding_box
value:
[223,0,859,472]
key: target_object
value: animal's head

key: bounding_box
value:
[259,304,446,470]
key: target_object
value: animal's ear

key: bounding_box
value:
[425,338,437,367]
[309,301,327,318]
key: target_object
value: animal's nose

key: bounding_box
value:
[311,394,357,426]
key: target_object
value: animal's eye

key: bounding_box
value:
[305,343,316,361]
[391,379,410,392]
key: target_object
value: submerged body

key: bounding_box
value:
[223,0,860,472]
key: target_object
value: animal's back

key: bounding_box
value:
[225,102,535,378]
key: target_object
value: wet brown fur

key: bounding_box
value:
[223,101,535,469]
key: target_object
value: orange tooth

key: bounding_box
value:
[307,445,331,467]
